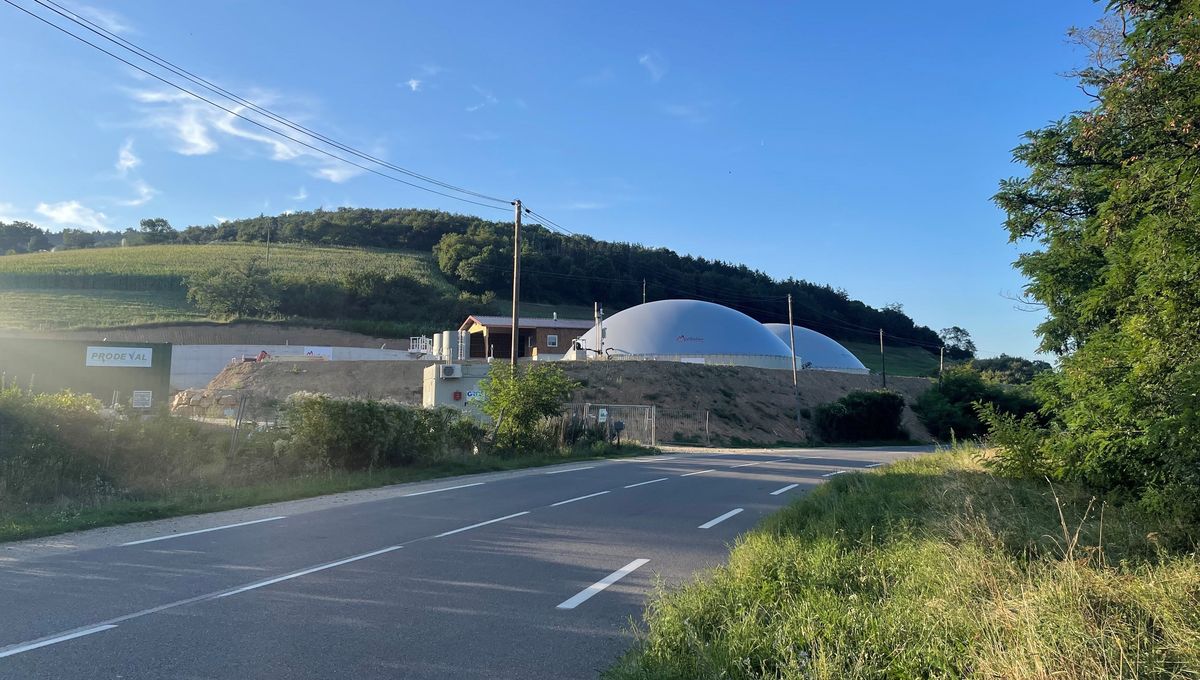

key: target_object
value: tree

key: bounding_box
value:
[477,363,579,451]
[26,233,50,252]
[60,229,95,249]
[938,326,976,360]
[994,2,1200,530]
[139,218,175,245]
[971,355,1052,385]
[186,256,278,318]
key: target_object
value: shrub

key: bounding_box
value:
[812,390,905,443]
[914,367,1041,441]
[478,363,579,453]
[278,393,482,469]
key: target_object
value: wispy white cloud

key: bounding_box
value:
[466,85,498,112]
[128,87,366,183]
[0,202,21,223]
[291,186,308,201]
[62,1,133,34]
[116,179,157,207]
[214,215,231,224]
[638,51,667,82]
[115,139,140,175]
[405,78,422,92]
[36,200,109,230]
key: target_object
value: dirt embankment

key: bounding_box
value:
[199,359,933,444]
[563,361,932,444]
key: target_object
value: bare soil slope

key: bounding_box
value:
[201,359,932,444]
[565,361,932,444]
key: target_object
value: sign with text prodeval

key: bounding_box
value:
[85,346,154,368]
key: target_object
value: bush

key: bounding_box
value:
[478,363,579,453]
[914,367,1041,441]
[812,390,905,443]
[279,392,483,469]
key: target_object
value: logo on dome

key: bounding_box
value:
[675,334,704,343]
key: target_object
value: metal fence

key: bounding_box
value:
[655,407,712,446]
[557,403,713,447]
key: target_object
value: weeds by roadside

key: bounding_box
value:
[607,444,1200,679]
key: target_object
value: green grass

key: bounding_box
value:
[843,339,939,377]
[0,443,656,544]
[607,446,1200,679]
[0,242,453,291]
[0,242,457,330]
[0,288,205,330]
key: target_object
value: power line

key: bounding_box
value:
[4,0,512,214]
[34,0,511,207]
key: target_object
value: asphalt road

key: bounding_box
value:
[0,445,928,679]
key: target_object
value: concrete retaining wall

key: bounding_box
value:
[171,344,422,390]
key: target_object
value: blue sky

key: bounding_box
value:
[0,1,1106,358]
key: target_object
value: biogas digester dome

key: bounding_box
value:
[762,323,870,374]
[574,299,794,370]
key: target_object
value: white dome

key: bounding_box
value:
[575,300,793,369]
[763,323,870,374]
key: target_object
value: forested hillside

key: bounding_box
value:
[0,209,942,350]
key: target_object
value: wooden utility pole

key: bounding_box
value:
[787,294,800,427]
[879,329,887,389]
[939,346,945,378]
[510,199,522,367]
[787,294,797,386]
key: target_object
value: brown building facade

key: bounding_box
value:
[457,315,594,360]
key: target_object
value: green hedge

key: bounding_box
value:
[279,392,485,469]
[812,390,906,443]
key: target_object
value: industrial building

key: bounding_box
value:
[457,314,594,360]
[566,299,870,374]
[762,323,870,374]
[570,299,795,370]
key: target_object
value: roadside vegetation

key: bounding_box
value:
[0,364,645,542]
[608,445,1200,679]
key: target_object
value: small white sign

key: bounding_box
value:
[597,408,608,424]
[466,390,482,399]
[304,346,334,360]
[85,346,153,368]
[131,391,153,408]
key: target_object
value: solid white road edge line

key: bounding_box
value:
[681,469,715,477]
[550,491,611,507]
[545,466,596,475]
[770,483,800,496]
[624,477,668,489]
[121,516,286,546]
[556,558,650,610]
[866,463,883,468]
[0,625,118,659]
[216,546,403,598]
[730,460,762,468]
[434,511,530,538]
[698,508,744,529]
[403,482,485,497]
[821,470,848,478]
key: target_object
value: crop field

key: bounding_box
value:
[0,289,204,329]
[0,243,453,292]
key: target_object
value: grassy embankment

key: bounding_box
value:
[0,445,652,544]
[608,446,1200,679]
[0,243,450,330]
[842,339,939,377]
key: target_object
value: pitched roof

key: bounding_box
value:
[460,315,595,331]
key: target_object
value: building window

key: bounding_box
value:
[547,334,559,348]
